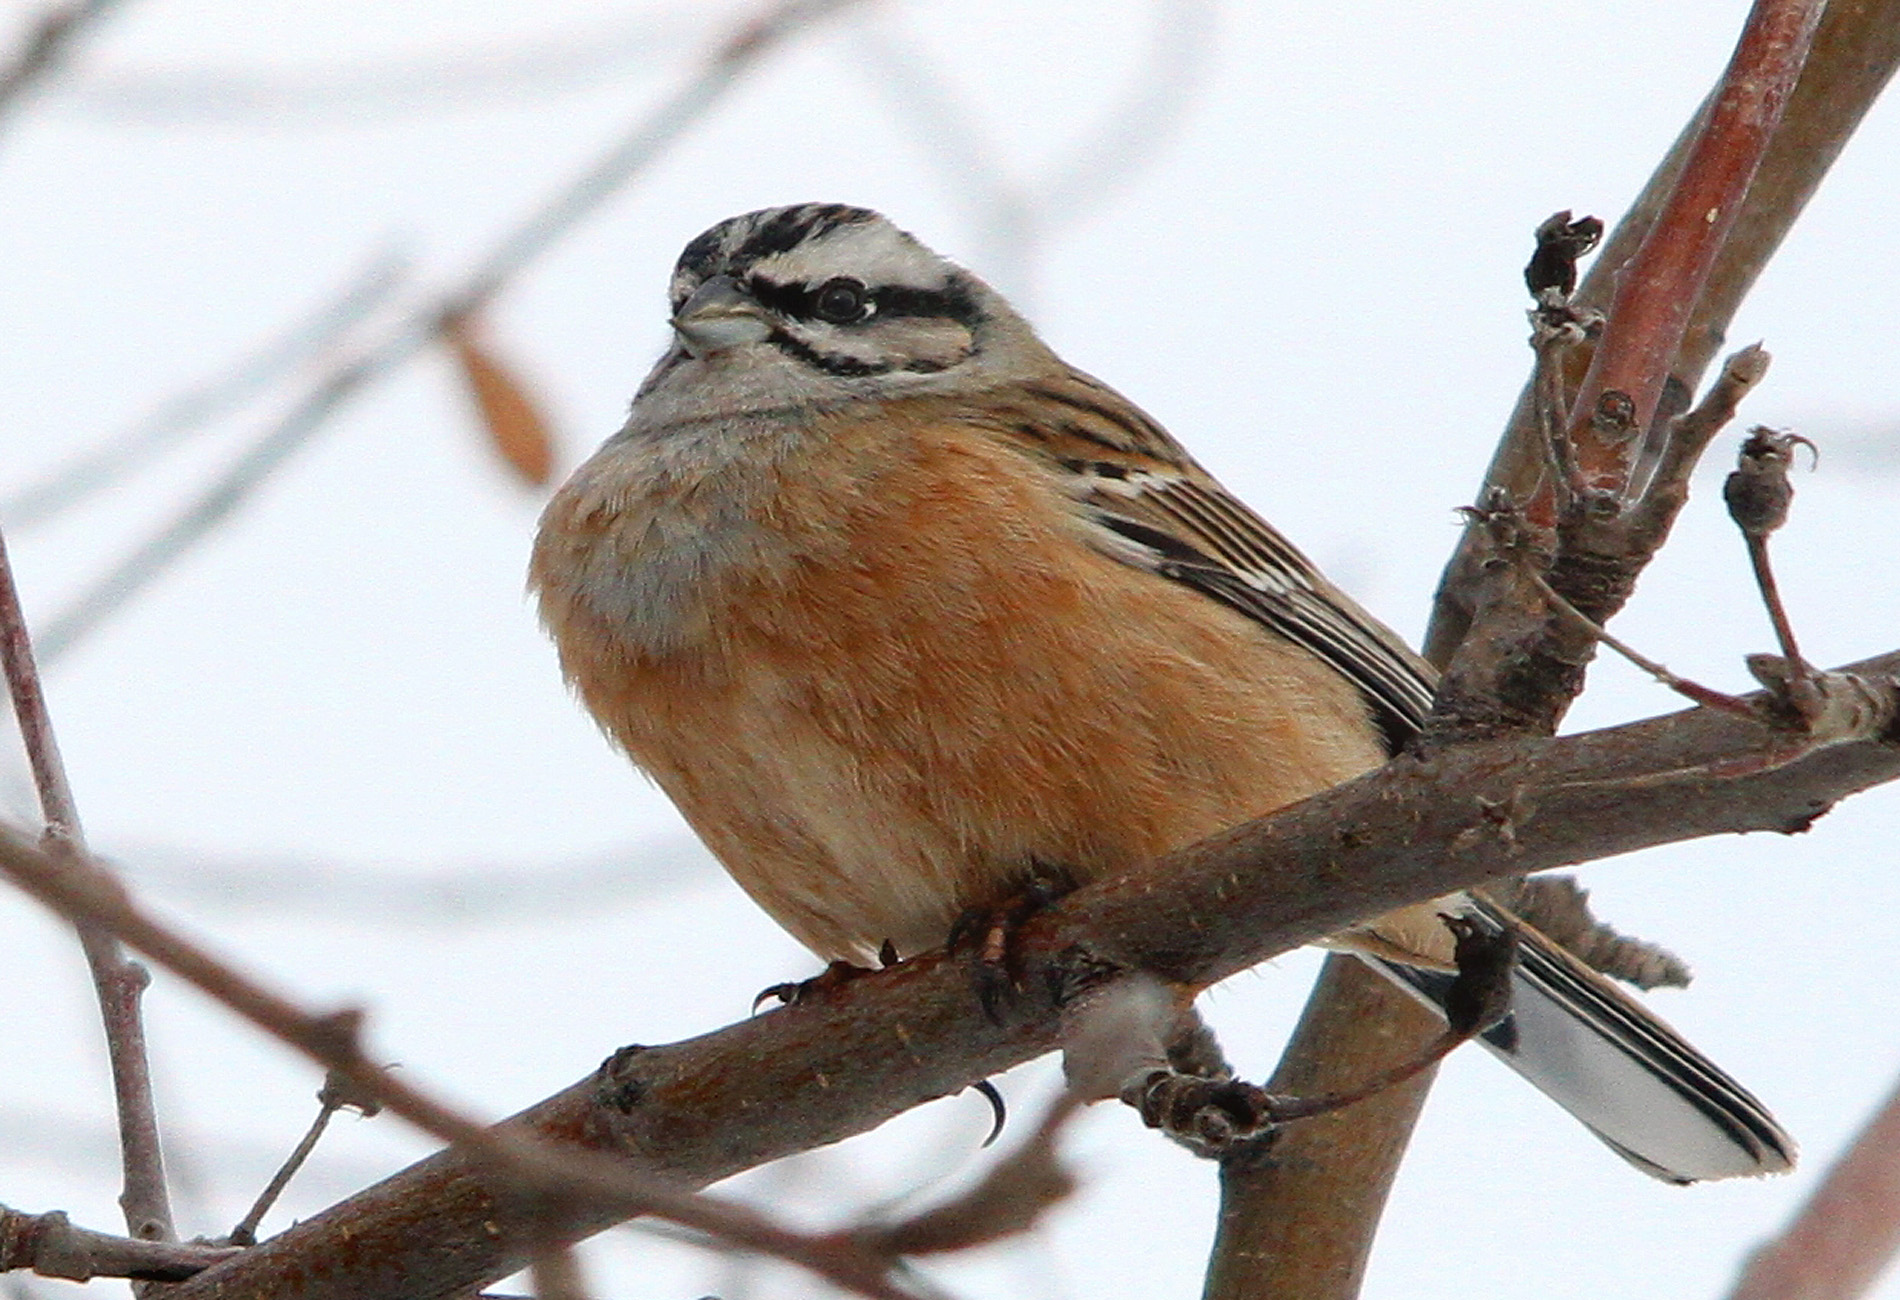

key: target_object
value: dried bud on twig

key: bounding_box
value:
[1525,210,1605,299]
[1725,425,1815,539]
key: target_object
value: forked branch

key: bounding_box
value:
[0,646,1879,1300]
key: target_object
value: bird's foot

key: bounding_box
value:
[753,941,902,1011]
[947,866,1078,1023]
[1122,1070,1285,1158]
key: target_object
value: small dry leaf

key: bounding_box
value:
[441,312,556,488]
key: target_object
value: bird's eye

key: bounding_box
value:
[811,277,870,324]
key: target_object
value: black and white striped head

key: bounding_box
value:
[641,205,1052,406]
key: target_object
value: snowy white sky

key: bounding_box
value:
[2,2,1898,1297]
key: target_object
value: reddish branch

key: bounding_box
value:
[1565,0,1824,494]
[1425,0,1900,667]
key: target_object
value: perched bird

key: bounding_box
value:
[531,203,1792,1183]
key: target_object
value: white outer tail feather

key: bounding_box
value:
[1365,896,1795,1184]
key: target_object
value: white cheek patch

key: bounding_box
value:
[795,316,975,374]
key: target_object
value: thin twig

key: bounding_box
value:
[1033,0,1218,220]
[1515,550,1759,719]
[1523,212,1606,514]
[848,1091,1080,1261]
[227,1104,335,1247]
[0,526,173,1245]
[35,350,399,663]
[0,1205,238,1282]
[36,0,869,663]
[1529,295,1593,514]
[1628,341,1773,530]
[109,835,711,922]
[58,12,703,124]
[227,1071,378,1247]
[851,0,1214,299]
[1745,534,1805,674]
[449,0,868,316]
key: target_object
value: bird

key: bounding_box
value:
[530,202,1793,1183]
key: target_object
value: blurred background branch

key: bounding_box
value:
[0,0,123,133]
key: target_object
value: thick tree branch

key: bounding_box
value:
[82,653,1895,1300]
[1202,957,1439,1300]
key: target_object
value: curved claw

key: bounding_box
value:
[750,958,878,1013]
[751,981,802,1013]
[970,1079,1007,1147]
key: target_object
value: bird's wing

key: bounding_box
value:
[977,368,1434,751]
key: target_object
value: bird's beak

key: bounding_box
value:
[671,275,771,356]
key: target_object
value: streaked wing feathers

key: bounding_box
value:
[983,370,1436,751]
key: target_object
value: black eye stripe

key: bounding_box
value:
[743,276,983,327]
[745,276,808,319]
[871,283,981,324]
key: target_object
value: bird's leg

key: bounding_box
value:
[947,862,1079,1024]
[1124,917,1518,1157]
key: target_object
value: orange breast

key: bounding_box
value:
[533,402,1387,963]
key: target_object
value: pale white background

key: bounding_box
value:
[1,2,1897,1297]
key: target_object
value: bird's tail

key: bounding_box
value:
[1365,894,1794,1183]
